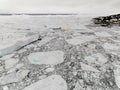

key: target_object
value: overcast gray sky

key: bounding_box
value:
[0,0,120,13]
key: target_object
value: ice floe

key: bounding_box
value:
[23,75,67,90]
[28,51,64,65]
[0,34,39,57]
[66,35,95,45]
[0,69,29,85]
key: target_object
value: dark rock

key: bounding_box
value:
[93,14,120,27]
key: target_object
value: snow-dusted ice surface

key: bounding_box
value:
[23,75,67,90]
[28,51,64,65]
[0,15,120,90]
[0,15,91,57]
[0,34,39,57]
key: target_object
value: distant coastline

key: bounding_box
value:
[0,13,77,16]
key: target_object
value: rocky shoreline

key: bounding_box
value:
[93,14,120,27]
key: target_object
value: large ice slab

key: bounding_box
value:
[80,62,99,72]
[28,51,64,65]
[103,43,119,52]
[114,68,120,88]
[95,32,112,37]
[0,70,29,85]
[85,53,108,65]
[23,75,67,90]
[0,34,39,57]
[5,58,19,69]
[66,35,95,45]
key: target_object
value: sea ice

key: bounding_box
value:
[28,51,64,65]
[23,75,67,90]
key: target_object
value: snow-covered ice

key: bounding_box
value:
[80,62,100,72]
[114,68,120,88]
[0,34,39,57]
[103,43,120,52]
[95,32,112,37]
[66,35,96,45]
[0,15,120,90]
[28,51,64,65]
[0,69,29,85]
[23,75,67,90]
[85,53,108,65]
[5,58,19,69]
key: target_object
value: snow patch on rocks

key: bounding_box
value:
[23,75,67,90]
[28,51,64,65]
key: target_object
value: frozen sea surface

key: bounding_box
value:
[0,15,120,90]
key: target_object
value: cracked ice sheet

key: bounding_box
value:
[0,34,39,57]
[0,33,26,49]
